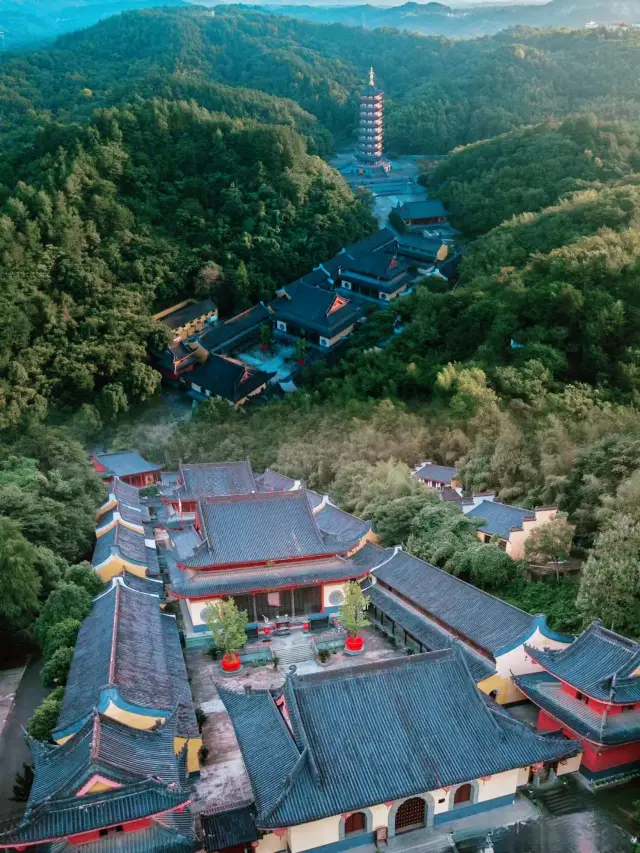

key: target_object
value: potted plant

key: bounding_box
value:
[339,581,369,655]
[204,598,249,674]
[260,322,272,351]
[295,336,307,366]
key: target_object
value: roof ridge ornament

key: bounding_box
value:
[369,66,375,87]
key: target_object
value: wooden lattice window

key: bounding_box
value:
[344,812,366,836]
[395,798,425,834]
[454,784,473,806]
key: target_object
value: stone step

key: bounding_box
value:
[274,641,315,666]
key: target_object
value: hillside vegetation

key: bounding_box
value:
[7,10,640,153]
[0,98,373,428]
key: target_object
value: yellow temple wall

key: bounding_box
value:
[103,700,165,730]
[478,624,571,705]
[286,771,526,853]
[95,557,147,583]
[174,735,203,775]
[256,833,287,853]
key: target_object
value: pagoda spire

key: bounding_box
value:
[357,68,384,166]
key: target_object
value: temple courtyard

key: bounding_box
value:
[187,625,405,816]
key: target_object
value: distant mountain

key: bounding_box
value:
[0,0,190,48]
[260,0,640,37]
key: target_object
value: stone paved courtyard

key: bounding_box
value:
[186,625,405,815]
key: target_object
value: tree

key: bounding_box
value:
[28,687,64,742]
[338,581,369,637]
[455,542,518,590]
[35,583,92,649]
[64,562,105,597]
[576,516,640,634]
[524,513,574,565]
[42,646,75,687]
[0,517,41,633]
[204,598,248,660]
[11,764,34,802]
[260,323,272,349]
[295,336,308,364]
[42,618,81,660]
[195,262,222,299]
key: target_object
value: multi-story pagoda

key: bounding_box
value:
[356,68,391,175]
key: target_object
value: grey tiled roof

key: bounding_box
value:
[54,580,195,739]
[271,282,364,336]
[180,491,361,569]
[188,354,273,403]
[255,468,300,492]
[220,650,578,828]
[113,478,141,507]
[120,570,164,601]
[28,713,182,808]
[94,451,162,478]
[92,524,148,568]
[202,805,260,852]
[159,298,216,329]
[515,672,640,744]
[397,199,448,220]
[466,500,534,540]
[414,462,457,485]
[167,554,369,598]
[372,549,534,655]
[162,461,256,502]
[313,503,372,543]
[198,303,270,353]
[35,820,196,853]
[0,780,188,847]
[526,622,640,704]
[368,584,495,682]
[161,614,199,737]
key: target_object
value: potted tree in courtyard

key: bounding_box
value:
[204,598,248,674]
[260,323,272,352]
[339,581,369,655]
[295,336,307,366]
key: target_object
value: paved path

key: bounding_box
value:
[0,659,49,820]
[0,666,26,738]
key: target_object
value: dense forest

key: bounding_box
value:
[7,10,640,153]
[2,8,640,664]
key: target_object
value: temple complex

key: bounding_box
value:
[209,651,580,853]
[515,623,640,784]
[13,448,640,853]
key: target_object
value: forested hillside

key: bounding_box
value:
[431,116,640,234]
[0,99,372,428]
[7,9,640,153]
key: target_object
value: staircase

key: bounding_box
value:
[530,779,588,817]
[274,637,315,668]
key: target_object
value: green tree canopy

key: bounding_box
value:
[338,581,369,637]
[577,516,640,635]
[28,687,64,742]
[204,598,248,656]
[0,517,41,633]
[35,583,92,650]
